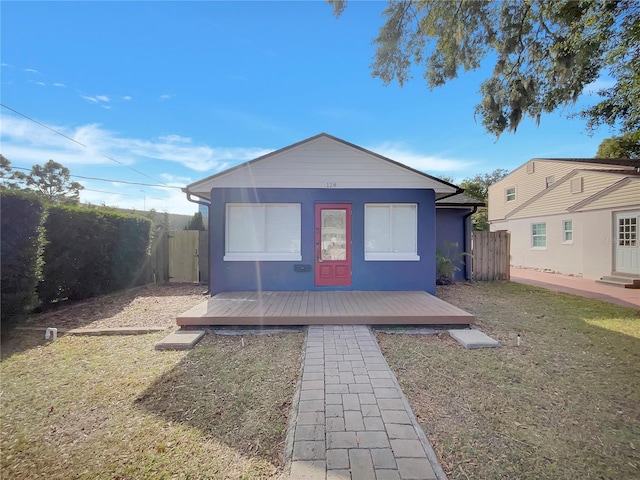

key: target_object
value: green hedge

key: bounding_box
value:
[38,206,152,304]
[1,191,46,327]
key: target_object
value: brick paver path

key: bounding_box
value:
[288,325,444,480]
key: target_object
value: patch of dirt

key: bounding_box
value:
[21,283,208,330]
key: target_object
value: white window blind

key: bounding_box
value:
[365,204,418,261]
[225,203,301,261]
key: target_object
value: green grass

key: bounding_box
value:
[378,282,640,480]
[1,331,303,479]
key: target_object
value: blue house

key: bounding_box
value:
[183,134,479,296]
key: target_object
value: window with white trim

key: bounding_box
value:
[225,203,301,261]
[365,204,419,261]
[562,220,573,243]
[531,222,547,248]
[505,187,516,202]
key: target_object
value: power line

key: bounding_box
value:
[11,166,181,189]
[83,188,168,201]
[0,103,87,147]
[1,103,169,186]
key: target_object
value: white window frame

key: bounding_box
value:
[562,220,573,244]
[224,203,301,261]
[531,222,547,249]
[505,187,516,202]
[364,203,419,261]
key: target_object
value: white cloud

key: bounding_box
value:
[53,82,66,87]
[36,81,46,86]
[1,115,263,214]
[81,95,99,104]
[24,68,39,73]
[80,94,111,104]
[369,142,476,173]
[1,63,12,67]
[159,94,173,101]
[122,95,132,101]
[0,114,271,173]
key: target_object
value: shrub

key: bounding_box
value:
[0,191,46,327]
[38,205,151,305]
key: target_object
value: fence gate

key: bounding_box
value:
[472,230,511,281]
[168,230,200,283]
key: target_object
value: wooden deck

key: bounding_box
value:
[176,291,474,326]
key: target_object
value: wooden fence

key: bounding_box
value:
[141,229,208,285]
[472,230,511,281]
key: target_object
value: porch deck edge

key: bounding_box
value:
[176,315,473,326]
[176,292,475,326]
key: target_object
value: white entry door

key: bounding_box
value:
[615,211,640,275]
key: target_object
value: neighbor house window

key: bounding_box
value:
[505,187,516,202]
[546,175,555,188]
[562,220,573,243]
[531,223,547,248]
[365,204,419,261]
[225,203,301,261]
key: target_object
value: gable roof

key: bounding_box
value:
[436,193,485,207]
[505,168,637,219]
[568,176,640,211]
[531,157,640,169]
[184,133,461,200]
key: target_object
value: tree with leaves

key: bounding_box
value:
[330,0,639,137]
[596,132,640,159]
[0,155,27,190]
[25,159,84,204]
[185,211,206,231]
[459,168,509,230]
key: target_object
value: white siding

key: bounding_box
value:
[575,178,640,212]
[188,136,457,198]
[488,159,631,221]
[508,171,623,219]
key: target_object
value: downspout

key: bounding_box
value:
[463,206,478,281]
[183,188,212,293]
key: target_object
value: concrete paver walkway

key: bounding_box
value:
[287,325,445,480]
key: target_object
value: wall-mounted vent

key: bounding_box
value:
[570,177,583,194]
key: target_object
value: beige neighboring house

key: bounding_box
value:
[488,158,640,285]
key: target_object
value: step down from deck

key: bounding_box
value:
[449,329,501,349]
[155,330,205,350]
[597,275,640,289]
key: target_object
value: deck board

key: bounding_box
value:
[177,291,474,326]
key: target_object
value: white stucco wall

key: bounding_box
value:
[492,210,614,279]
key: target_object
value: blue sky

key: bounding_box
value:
[1,1,615,215]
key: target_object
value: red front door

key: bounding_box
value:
[315,203,352,286]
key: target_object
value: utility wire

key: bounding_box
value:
[83,187,167,201]
[11,166,182,189]
[1,103,87,147]
[1,103,169,186]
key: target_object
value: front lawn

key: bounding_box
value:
[378,281,640,480]
[1,331,303,479]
